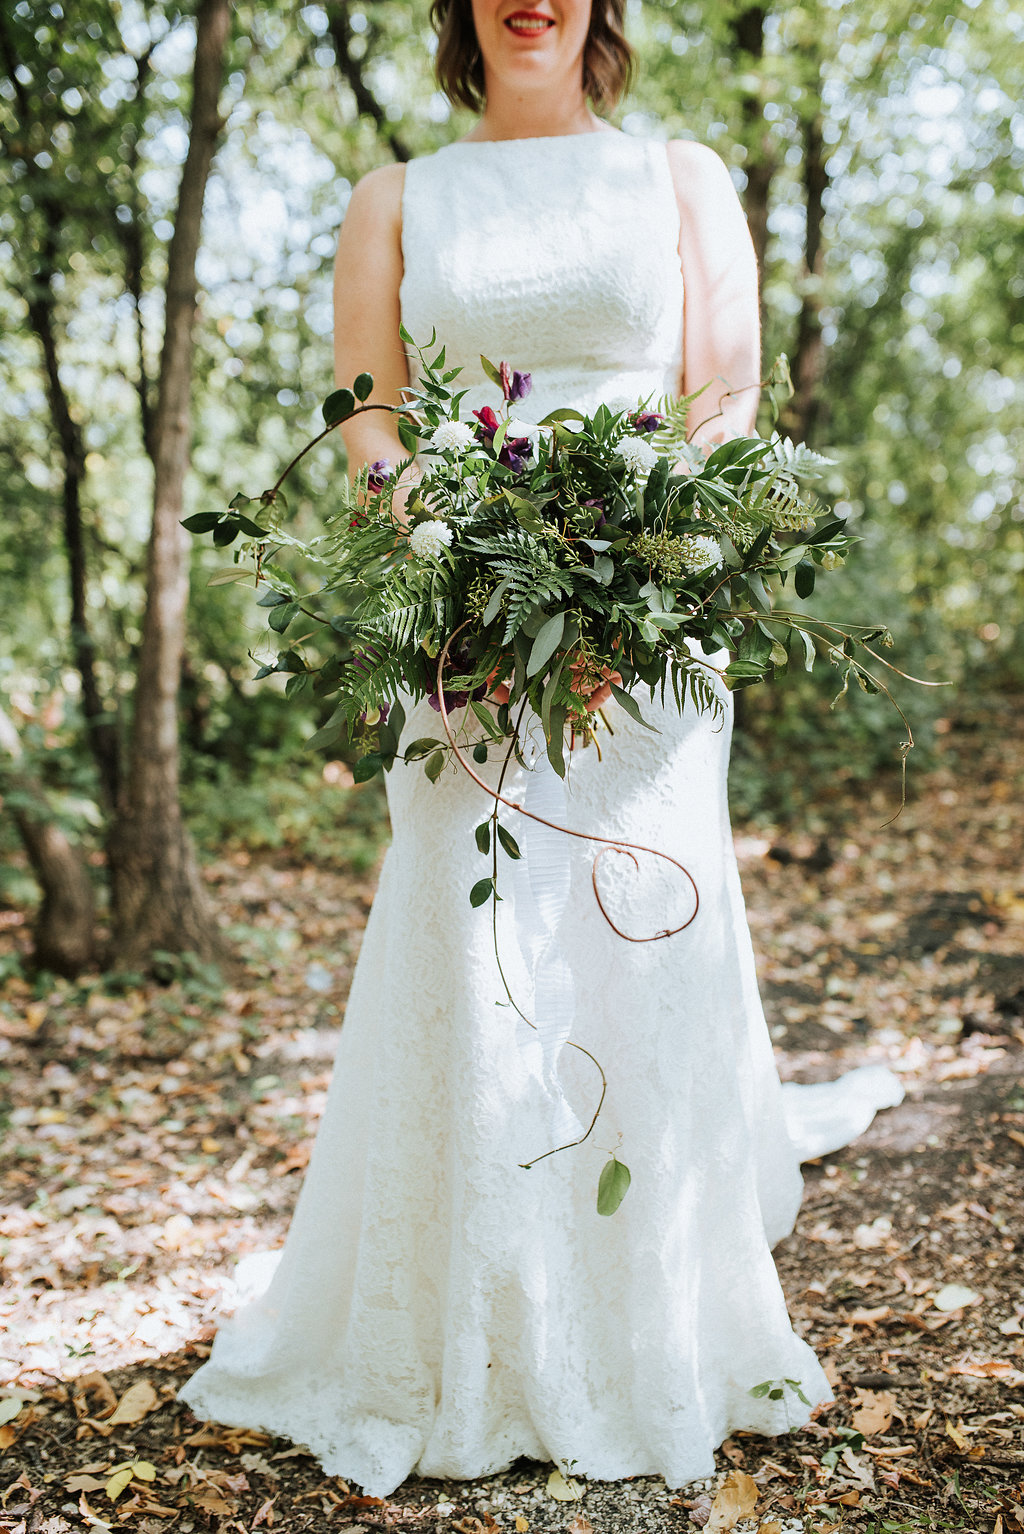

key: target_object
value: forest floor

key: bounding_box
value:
[1,699,1023,1534]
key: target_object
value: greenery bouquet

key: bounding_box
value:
[188,333,906,814]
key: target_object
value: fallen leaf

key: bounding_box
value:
[949,1357,1023,1381]
[758,1524,783,1534]
[851,1388,896,1435]
[73,1373,118,1420]
[567,1518,594,1534]
[105,1467,134,1504]
[546,1468,584,1502]
[945,1420,969,1451]
[931,1284,982,1313]
[105,1380,159,1428]
[0,1402,23,1428]
[708,1469,759,1531]
[514,1519,529,1533]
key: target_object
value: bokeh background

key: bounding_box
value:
[1,0,1022,976]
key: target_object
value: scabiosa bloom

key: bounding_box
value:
[428,420,477,454]
[408,520,454,561]
[630,409,664,435]
[367,459,392,493]
[616,434,660,477]
[499,361,532,403]
[678,533,725,574]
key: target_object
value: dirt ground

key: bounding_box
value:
[1,701,1022,1534]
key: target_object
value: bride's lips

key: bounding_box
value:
[503,10,556,35]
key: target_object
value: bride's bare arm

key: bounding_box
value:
[666,142,762,445]
[333,164,418,507]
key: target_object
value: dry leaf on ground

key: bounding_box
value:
[851,1388,897,1435]
[708,1469,759,1531]
[546,1468,584,1502]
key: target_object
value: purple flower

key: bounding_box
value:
[499,361,532,403]
[473,405,533,473]
[428,643,487,714]
[630,410,664,435]
[367,459,392,493]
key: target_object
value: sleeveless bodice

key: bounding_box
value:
[399,132,684,421]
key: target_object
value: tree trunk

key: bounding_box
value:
[0,14,121,808]
[786,91,829,444]
[324,2,410,162]
[730,6,775,296]
[108,0,232,969]
[0,708,97,977]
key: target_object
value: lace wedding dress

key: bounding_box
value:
[180,131,903,1496]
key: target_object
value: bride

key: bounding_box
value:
[180,0,902,1496]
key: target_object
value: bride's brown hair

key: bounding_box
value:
[429,0,634,113]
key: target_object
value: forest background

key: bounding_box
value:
[0,0,1022,976]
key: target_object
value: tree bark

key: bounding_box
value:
[324,2,410,163]
[108,0,232,969]
[0,708,97,977]
[786,92,829,444]
[0,14,122,809]
[730,5,776,292]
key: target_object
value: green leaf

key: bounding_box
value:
[794,560,816,599]
[479,354,503,389]
[256,588,289,607]
[748,1382,771,1399]
[352,752,384,782]
[482,575,510,627]
[304,713,347,751]
[545,703,568,778]
[469,876,495,908]
[389,698,406,743]
[597,1156,631,1216]
[496,824,521,860]
[608,682,658,732]
[404,736,444,760]
[234,514,269,539]
[470,698,505,740]
[323,388,355,426]
[207,567,254,587]
[424,749,445,782]
[398,321,413,345]
[228,492,252,510]
[473,742,488,764]
[353,371,374,402]
[474,821,491,855]
[212,521,239,547]
[285,672,310,699]
[181,511,223,533]
[737,624,773,666]
[398,416,419,453]
[527,611,566,678]
[268,601,300,633]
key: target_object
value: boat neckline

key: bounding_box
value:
[445,127,632,147]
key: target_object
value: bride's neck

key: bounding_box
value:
[468,87,601,142]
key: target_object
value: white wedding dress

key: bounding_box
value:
[180,132,902,1496]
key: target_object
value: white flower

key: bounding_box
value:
[820,550,845,571]
[616,434,660,477]
[428,420,476,454]
[679,533,724,574]
[408,519,454,561]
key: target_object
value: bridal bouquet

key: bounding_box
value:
[188,334,916,1207]
[188,332,903,807]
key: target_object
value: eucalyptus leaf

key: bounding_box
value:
[527,611,566,678]
[608,682,658,731]
[597,1156,631,1216]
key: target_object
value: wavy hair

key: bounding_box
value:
[429,0,634,114]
